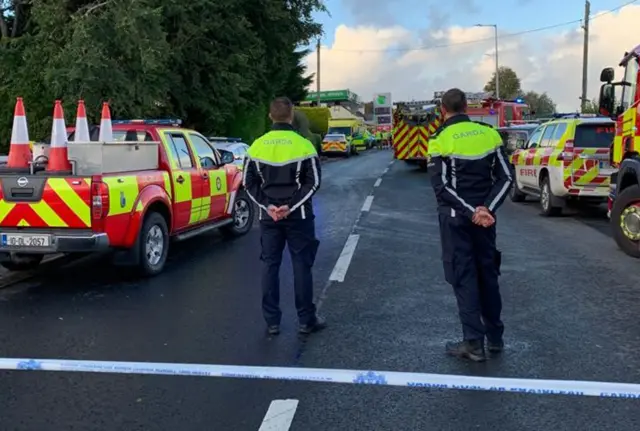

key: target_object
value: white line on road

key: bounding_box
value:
[258,399,299,431]
[361,195,374,212]
[329,234,360,282]
[382,168,389,174]
[374,178,382,187]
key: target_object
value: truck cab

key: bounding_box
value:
[597,45,640,256]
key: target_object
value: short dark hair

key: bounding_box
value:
[270,97,294,122]
[441,88,467,114]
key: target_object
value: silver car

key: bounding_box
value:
[209,137,250,168]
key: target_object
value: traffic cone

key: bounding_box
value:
[73,100,90,142]
[98,102,113,142]
[7,97,31,169]
[47,100,72,171]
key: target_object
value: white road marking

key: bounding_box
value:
[329,234,360,282]
[374,178,382,187]
[258,399,299,431]
[361,195,374,212]
[382,168,389,174]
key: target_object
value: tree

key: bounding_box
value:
[0,0,326,150]
[582,98,599,114]
[484,66,522,100]
[522,91,556,117]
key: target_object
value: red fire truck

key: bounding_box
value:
[432,91,531,127]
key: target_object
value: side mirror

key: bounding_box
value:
[219,150,234,165]
[598,83,615,116]
[600,67,614,83]
[201,156,216,168]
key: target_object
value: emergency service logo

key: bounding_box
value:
[216,177,222,191]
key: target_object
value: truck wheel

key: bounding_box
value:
[1,253,43,271]
[540,176,562,216]
[612,184,640,258]
[222,190,254,237]
[510,181,526,202]
[138,212,169,276]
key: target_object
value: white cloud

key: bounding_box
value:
[305,4,640,111]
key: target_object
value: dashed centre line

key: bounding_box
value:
[258,399,299,431]
[374,178,382,187]
[361,195,374,212]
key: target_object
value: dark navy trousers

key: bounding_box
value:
[438,213,504,342]
[260,218,319,326]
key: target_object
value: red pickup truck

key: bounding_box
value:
[0,119,253,276]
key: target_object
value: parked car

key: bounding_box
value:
[209,137,249,169]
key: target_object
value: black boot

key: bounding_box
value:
[486,338,504,353]
[299,315,327,335]
[445,339,486,362]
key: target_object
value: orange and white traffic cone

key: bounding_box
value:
[73,100,90,142]
[98,102,113,142]
[7,97,31,169]
[47,100,72,172]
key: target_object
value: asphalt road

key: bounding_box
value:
[1,150,640,430]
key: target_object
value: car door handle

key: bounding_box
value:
[176,176,184,184]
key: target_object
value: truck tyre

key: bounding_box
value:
[510,181,526,202]
[222,189,254,237]
[138,212,169,276]
[1,253,43,271]
[611,184,640,258]
[540,176,562,216]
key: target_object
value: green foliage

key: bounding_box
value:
[582,98,599,114]
[0,0,325,151]
[522,91,556,117]
[483,66,522,100]
[295,106,329,135]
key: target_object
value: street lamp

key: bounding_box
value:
[475,24,499,99]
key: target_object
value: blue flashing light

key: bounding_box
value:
[514,98,524,103]
[112,119,182,126]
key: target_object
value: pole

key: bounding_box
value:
[581,0,590,112]
[316,38,321,106]
[494,25,499,100]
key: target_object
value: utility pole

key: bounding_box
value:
[580,0,590,112]
[493,25,499,100]
[316,38,321,106]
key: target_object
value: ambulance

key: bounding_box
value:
[509,114,614,216]
[0,100,252,275]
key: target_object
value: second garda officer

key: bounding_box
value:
[243,97,326,337]
[427,88,513,362]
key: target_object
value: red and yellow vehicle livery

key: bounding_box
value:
[392,102,442,170]
[596,44,640,257]
[0,119,253,275]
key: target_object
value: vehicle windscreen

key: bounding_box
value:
[574,124,614,148]
[327,127,352,136]
[468,115,498,127]
[324,134,345,141]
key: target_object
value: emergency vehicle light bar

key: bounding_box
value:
[112,119,183,126]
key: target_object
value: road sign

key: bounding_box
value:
[373,92,392,126]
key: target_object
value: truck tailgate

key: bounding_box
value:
[0,176,92,228]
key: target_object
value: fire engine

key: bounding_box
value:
[0,99,252,275]
[392,100,442,170]
[432,91,531,127]
[597,44,640,257]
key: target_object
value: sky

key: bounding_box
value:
[303,0,640,111]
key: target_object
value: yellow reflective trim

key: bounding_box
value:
[17,219,29,226]
[47,178,91,226]
[136,201,143,212]
[172,171,192,202]
[163,171,172,199]
[209,170,227,196]
[31,200,67,227]
[103,176,139,216]
[200,196,211,222]
[0,201,16,222]
[189,197,202,224]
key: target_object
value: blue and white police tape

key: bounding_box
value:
[2,357,640,399]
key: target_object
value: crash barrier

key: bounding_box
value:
[2,357,639,398]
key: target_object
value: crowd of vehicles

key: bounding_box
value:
[0,100,253,276]
[326,118,374,153]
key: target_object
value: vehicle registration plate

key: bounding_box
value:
[1,233,51,247]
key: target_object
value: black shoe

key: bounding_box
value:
[299,315,327,335]
[487,339,504,353]
[445,339,486,362]
[267,325,280,336]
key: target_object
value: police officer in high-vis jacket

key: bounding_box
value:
[427,88,513,362]
[243,97,327,336]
